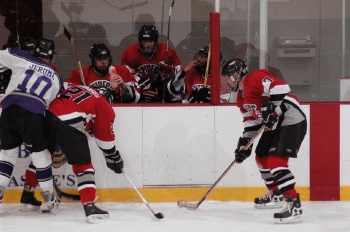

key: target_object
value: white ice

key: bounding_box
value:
[1,201,349,232]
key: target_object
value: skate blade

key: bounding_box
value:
[87,214,110,224]
[20,204,40,212]
[275,215,302,224]
[254,202,283,209]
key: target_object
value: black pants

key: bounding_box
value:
[0,105,47,152]
[44,110,91,165]
[256,119,307,158]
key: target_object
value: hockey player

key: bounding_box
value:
[16,36,61,211]
[0,38,63,214]
[221,58,307,224]
[20,84,124,224]
[120,25,181,102]
[168,46,212,103]
[68,43,140,103]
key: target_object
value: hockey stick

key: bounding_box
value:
[122,170,164,219]
[203,43,211,88]
[15,0,21,49]
[165,0,175,62]
[177,126,265,210]
[53,180,81,201]
[162,0,176,103]
[63,25,86,86]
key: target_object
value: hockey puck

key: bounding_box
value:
[42,209,50,213]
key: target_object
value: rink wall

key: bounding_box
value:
[1,103,350,203]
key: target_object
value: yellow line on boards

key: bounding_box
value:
[1,186,314,203]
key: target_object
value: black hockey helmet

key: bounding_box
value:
[20,36,36,54]
[138,25,159,57]
[221,58,248,76]
[221,58,248,91]
[35,38,56,60]
[95,86,114,105]
[138,25,159,42]
[89,43,112,76]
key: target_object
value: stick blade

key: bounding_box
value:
[60,191,81,201]
[155,212,164,219]
[63,25,72,41]
[177,200,198,210]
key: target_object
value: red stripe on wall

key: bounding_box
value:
[310,103,340,200]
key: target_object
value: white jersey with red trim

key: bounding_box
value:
[49,85,116,152]
[237,69,306,138]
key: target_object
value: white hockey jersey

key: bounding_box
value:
[0,48,63,114]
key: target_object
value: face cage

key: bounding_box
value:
[91,56,112,76]
[140,42,157,57]
[228,73,241,92]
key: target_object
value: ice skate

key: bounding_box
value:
[41,191,60,214]
[20,184,42,212]
[274,193,302,224]
[84,202,109,224]
[254,190,283,209]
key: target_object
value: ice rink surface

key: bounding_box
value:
[1,201,349,232]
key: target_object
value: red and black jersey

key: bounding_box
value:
[184,68,212,96]
[121,43,181,80]
[49,85,116,152]
[237,69,306,138]
[67,65,140,103]
[121,42,181,102]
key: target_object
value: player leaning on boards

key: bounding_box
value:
[221,59,307,224]
[0,38,63,214]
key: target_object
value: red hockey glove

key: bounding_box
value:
[159,61,175,80]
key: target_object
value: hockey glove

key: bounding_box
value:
[105,150,124,174]
[235,137,252,163]
[261,101,278,130]
[188,88,211,103]
[138,77,152,89]
[159,61,175,80]
[141,90,159,102]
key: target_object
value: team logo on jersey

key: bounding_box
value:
[89,80,114,91]
[192,84,211,91]
[243,103,262,120]
[137,63,160,80]
[243,103,257,112]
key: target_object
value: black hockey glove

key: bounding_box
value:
[261,101,278,129]
[188,88,211,103]
[105,150,124,174]
[159,61,175,80]
[141,89,159,102]
[235,137,252,163]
